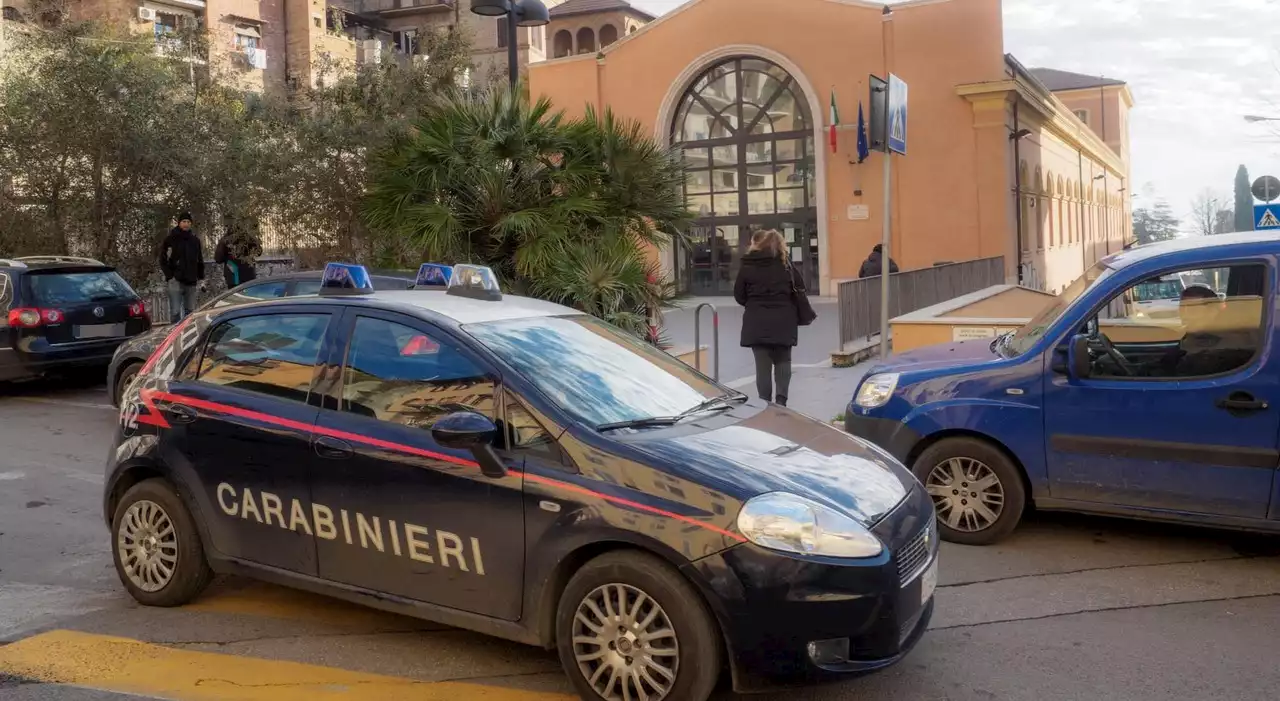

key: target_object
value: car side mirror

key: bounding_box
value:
[1068,334,1091,380]
[431,412,507,479]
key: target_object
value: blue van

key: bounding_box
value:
[845,232,1279,545]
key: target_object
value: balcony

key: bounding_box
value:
[366,0,453,18]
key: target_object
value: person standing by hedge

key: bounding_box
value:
[214,223,263,290]
[159,212,204,322]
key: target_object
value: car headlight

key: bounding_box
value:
[736,492,883,558]
[855,373,899,408]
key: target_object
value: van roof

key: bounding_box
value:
[1104,232,1280,270]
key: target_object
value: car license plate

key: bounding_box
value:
[75,323,124,339]
[920,557,938,604]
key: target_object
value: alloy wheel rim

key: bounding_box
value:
[572,583,679,701]
[925,457,1005,532]
[117,499,178,592]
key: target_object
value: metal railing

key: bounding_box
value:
[143,256,297,324]
[837,256,1006,349]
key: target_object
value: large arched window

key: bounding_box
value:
[553,29,572,58]
[669,57,817,295]
[599,23,618,47]
[576,27,595,53]
[671,57,814,219]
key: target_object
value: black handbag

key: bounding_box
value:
[790,270,817,326]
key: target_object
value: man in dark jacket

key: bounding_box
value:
[858,244,899,279]
[159,212,204,322]
[214,223,263,290]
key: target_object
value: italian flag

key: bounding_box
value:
[829,90,840,154]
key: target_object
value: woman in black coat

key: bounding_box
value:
[734,229,804,406]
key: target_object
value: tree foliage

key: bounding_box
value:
[1233,164,1253,233]
[1131,200,1180,245]
[1189,190,1228,238]
[0,16,474,289]
[363,88,691,339]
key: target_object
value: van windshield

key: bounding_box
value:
[1001,262,1113,357]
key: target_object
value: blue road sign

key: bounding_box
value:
[1255,203,1280,230]
[887,74,908,155]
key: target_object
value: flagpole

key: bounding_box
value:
[880,6,894,358]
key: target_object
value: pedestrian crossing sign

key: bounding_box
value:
[1254,204,1280,230]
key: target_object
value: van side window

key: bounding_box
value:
[1089,264,1266,380]
[0,273,11,317]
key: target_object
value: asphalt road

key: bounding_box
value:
[2,377,1280,701]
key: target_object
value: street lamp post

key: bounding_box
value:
[470,0,551,91]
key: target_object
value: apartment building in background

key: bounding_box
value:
[0,0,624,93]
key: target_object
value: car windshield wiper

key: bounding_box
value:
[677,392,748,420]
[596,416,681,432]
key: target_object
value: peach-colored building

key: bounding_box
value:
[529,0,1132,296]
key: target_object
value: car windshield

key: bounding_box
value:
[27,270,134,305]
[465,315,725,428]
[1131,278,1183,302]
[1002,261,1113,357]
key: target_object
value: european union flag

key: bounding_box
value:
[856,102,870,164]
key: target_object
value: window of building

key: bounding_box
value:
[553,29,572,58]
[1073,109,1089,124]
[576,27,595,53]
[393,28,418,55]
[529,25,544,51]
[599,23,618,47]
[1087,264,1267,380]
[497,17,509,48]
[154,12,179,40]
[233,24,260,51]
[196,314,331,403]
[340,316,495,428]
[313,15,322,29]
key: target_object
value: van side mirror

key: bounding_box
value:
[1068,334,1091,379]
[432,412,508,479]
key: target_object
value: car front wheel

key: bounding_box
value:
[913,437,1027,545]
[111,478,213,606]
[556,551,721,701]
[113,362,142,406]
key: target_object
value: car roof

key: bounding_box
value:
[244,289,581,325]
[1103,232,1280,270]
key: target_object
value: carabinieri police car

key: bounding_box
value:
[104,262,938,700]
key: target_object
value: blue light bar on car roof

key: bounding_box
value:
[319,263,374,296]
[414,263,452,289]
[446,264,502,301]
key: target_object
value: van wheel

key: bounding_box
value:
[110,478,212,606]
[556,551,721,701]
[913,437,1026,545]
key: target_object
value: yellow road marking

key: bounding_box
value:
[184,581,434,632]
[0,630,573,701]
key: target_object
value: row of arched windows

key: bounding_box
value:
[1017,161,1125,253]
[552,23,636,58]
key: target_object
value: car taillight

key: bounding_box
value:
[7,308,62,328]
[128,301,148,318]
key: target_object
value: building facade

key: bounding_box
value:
[530,0,1132,296]
[0,0,574,93]
[547,0,652,58]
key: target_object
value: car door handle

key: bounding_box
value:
[313,436,353,460]
[165,404,198,424]
[1216,393,1269,412]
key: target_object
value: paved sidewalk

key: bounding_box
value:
[723,356,877,423]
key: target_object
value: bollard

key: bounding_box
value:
[693,303,720,381]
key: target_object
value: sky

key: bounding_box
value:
[629,0,1280,228]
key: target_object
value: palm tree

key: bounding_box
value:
[363,87,690,342]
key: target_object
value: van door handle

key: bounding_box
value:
[1216,393,1269,413]
[313,436,353,460]
[165,404,198,424]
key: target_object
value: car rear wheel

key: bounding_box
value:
[113,362,142,406]
[111,478,212,606]
[913,437,1026,546]
[556,551,721,701]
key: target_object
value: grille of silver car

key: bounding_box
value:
[896,522,932,587]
